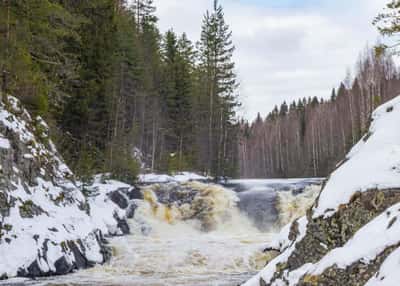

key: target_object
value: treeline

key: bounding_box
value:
[239,48,400,178]
[0,0,240,181]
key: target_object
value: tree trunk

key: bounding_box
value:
[208,78,214,175]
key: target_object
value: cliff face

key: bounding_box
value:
[0,96,132,279]
[244,96,400,286]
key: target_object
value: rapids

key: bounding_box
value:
[5,178,323,286]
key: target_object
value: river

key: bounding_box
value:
[3,178,323,286]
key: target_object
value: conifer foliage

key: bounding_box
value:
[197,0,240,177]
[0,0,240,180]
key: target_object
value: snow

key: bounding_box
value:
[364,247,400,286]
[138,172,208,184]
[313,96,400,218]
[22,153,33,159]
[0,137,10,149]
[138,173,173,183]
[86,179,134,235]
[173,172,208,182]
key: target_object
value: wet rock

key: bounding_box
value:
[96,231,112,263]
[113,212,130,235]
[108,190,129,209]
[260,277,267,286]
[67,241,88,269]
[140,223,152,236]
[126,187,143,200]
[118,220,130,234]
[126,201,138,219]
[54,256,73,275]
[151,183,198,206]
[18,260,42,278]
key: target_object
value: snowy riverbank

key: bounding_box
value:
[244,96,400,285]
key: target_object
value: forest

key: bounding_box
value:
[2,0,399,181]
[0,0,240,181]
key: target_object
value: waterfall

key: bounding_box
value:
[22,178,323,286]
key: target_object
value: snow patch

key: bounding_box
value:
[0,137,10,149]
[138,172,208,184]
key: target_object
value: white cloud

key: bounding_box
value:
[153,0,386,120]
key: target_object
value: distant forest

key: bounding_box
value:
[239,48,400,178]
[0,0,240,181]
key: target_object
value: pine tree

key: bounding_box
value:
[131,0,157,31]
[279,101,288,116]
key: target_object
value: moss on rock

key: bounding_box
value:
[19,200,44,218]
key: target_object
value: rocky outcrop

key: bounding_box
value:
[0,96,132,279]
[252,189,400,286]
[244,96,400,286]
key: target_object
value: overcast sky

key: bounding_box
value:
[153,0,386,121]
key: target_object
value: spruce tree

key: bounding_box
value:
[198,0,239,177]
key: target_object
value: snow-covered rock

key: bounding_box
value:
[84,178,142,235]
[244,96,400,286]
[0,96,133,279]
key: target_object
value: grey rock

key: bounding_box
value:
[113,212,130,234]
[54,256,73,275]
[126,201,138,219]
[108,190,129,209]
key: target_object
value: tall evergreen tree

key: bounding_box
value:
[161,30,196,171]
[198,0,239,177]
